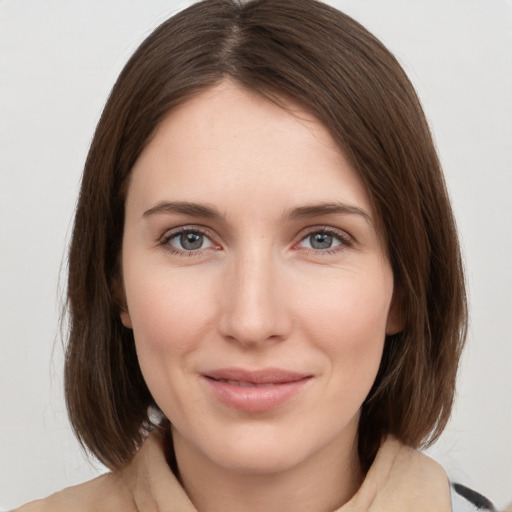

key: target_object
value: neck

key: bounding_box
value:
[172,428,363,512]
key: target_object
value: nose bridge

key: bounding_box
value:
[219,242,290,345]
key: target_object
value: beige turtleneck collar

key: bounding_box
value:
[16,431,451,512]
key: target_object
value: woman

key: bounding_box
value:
[14,0,496,510]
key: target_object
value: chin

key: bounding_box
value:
[176,414,359,478]
[207,441,309,476]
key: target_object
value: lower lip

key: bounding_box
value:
[203,377,311,413]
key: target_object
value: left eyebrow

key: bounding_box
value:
[285,202,372,224]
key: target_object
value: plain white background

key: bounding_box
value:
[0,1,511,510]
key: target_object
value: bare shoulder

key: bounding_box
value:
[13,472,135,512]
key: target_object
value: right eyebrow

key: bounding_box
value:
[142,201,225,221]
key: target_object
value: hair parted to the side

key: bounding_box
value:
[65,0,467,473]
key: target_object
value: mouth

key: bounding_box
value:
[211,379,278,388]
[202,368,312,412]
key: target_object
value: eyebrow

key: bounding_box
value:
[143,201,225,220]
[143,200,371,224]
[285,202,372,224]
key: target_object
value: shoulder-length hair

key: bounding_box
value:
[65,0,467,473]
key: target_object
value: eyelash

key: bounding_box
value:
[158,226,353,257]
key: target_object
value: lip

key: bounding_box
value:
[202,367,312,412]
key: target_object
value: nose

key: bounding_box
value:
[218,247,292,347]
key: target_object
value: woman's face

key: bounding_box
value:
[121,81,400,476]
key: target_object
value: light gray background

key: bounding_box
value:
[1,1,511,510]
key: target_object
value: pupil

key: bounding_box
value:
[311,233,332,249]
[181,232,203,250]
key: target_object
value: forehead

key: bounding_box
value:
[127,80,374,222]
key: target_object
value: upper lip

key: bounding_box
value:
[204,367,311,385]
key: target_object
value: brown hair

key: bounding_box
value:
[65,0,467,472]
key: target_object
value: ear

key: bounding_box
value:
[386,288,404,336]
[112,274,133,329]
[120,309,133,329]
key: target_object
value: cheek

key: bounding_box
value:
[297,268,392,370]
[124,264,218,358]
[123,265,219,416]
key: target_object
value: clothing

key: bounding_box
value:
[450,484,496,512]
[14,431,493,512]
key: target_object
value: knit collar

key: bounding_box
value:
[335,437,451,511]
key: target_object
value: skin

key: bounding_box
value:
[120,81,401,512]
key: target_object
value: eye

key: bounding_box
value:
[162,228,215,253]
[303,232,340,250]
[296,228,352,253]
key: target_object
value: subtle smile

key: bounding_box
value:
[202,368,312,412]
